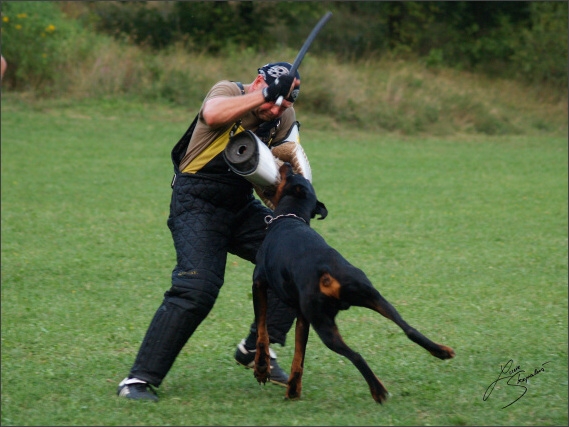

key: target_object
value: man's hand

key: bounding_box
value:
[262,75,295,103]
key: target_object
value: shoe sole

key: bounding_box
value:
[268,378,288,387]
[117,386,159,401]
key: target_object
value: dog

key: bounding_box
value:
[252,163,455,404]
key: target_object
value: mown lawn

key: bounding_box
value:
[1,96,567,426]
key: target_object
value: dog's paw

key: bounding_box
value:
[371,379,389,404]
[254,365,271,384]
[431,345,455,360]
[285,379,302,400]
[285,392,301,400]
[254,370,269,385]
[374,392,388,405]
[285,388,301,400]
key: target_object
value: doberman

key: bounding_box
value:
[252,163,455,404]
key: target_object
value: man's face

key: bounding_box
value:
[253,75,299,121]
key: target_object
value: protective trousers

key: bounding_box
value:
[129,172,297,386]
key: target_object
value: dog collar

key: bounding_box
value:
[264,213,306,226]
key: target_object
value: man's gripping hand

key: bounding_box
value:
[262,75,295,103]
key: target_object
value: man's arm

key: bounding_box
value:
[202,75,297,128]
[202,90,265,128]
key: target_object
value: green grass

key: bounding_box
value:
[1,95,567,426]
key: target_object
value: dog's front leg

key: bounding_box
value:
[252,278,271,384]
[286,313,309,400]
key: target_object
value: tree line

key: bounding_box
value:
[82,1,567,88]
[1,1,566,91]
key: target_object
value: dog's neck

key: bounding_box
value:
[271,196,314,225]
[264,213,307,227]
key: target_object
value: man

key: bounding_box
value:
[117,62,312,401]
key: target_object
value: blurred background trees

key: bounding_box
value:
[1,1,566,136]
[81,1,568,88]
[2,1,567,91]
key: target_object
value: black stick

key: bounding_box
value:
[275,11,333,106]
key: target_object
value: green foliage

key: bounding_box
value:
[174,2,272,53]
[425,48,444,69]
[509,2,568,88]
[89,1,282,53]
[1,97,568,425]
[88,1,177,49]
[426,2,530,70]
[69,1,566,90]
[0,1,92,93]
[1,2,566,136]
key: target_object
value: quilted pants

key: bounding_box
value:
[129,172,296,386]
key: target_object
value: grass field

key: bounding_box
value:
[1,95,567,426]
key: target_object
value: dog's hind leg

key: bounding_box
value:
[311,318,388,404]
[286,313,309,400]
[252,277,271,384]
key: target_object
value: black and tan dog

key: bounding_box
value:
[253,163,455,404]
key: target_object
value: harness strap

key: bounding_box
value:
[234,81,245,95]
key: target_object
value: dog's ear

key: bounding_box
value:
[312,200,328,220]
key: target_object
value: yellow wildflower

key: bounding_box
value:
[45,24,56,33]
[2,16,8,23]
[17,13,28,19]
[15,24,22,30]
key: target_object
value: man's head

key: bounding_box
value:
[252,62,301,121]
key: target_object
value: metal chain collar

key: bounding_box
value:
[264,213,306,226]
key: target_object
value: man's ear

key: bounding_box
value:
[312,200,328,220]
[252,74,266,91]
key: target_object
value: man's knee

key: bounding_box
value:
[166,275,222,318]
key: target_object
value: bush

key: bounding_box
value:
[86,1,176,50]
[87,2,283,54]
[1,2,91,93]
[509,2,568,90]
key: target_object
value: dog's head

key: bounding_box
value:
[269,163,327,222]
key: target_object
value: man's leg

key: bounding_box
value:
[129,286,217,385]
[118,292,209,401]
[118,175,230,400]
[118,277,222,400]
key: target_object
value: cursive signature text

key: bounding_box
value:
[483,359,551,409]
